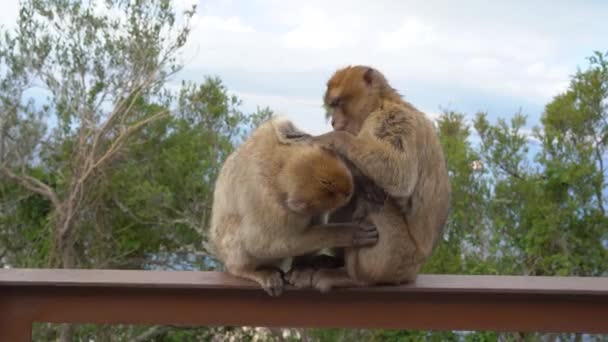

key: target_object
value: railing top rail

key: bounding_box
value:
[1,268,608,339]
[1,268,607,296]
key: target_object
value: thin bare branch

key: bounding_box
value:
[1,167,61,209]
[93,69,159,147]
[90,109,169,175]
[57,110,169,239]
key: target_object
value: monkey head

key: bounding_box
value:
[280,147,354,216]
[324,65,389,135]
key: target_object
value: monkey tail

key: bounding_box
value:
[270,116,312,144]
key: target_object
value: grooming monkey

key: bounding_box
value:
[286,66,451,291]
[209,117,379,296]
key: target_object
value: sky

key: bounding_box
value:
[1,0,607,135]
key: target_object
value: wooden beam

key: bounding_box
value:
[1,269,607,342]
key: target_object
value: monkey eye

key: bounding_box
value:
[320,179,336,194]
[320,179,333,187]
[329,97,342,108]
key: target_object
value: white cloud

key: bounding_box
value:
[238,92,320,109]
[177,0,584,112]
[0,0,19,30]
[424,110,442,122]
[174,0,199,12]
[197,15,255,33]
[378,17,436,50]
[175,0,608,133]
[236,91,331,135]
[280,9,363,50]
[2,0,605,131]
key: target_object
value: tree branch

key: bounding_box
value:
[497,161,523,180]
[90,109,169,178]
[57,109,169,240]
[0,167,61,209]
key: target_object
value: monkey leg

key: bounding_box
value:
[286,267,366,293]
[226,264,285,297]
[287,260,417,293]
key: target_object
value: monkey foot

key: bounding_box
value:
[284,267,315,289]
[285,267,334,293]
[261,269,285,297]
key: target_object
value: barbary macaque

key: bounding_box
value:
[209,117,379,296]
[287,66,451,291]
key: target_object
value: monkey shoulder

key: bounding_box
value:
[365,104,416,153]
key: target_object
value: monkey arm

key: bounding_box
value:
[244,223,378,260]
[315,130,418,198]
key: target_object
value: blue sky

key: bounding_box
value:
[2,0,607,135]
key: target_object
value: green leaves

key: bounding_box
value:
[421,52,607,281]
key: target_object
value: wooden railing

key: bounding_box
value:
[1,269,607,341]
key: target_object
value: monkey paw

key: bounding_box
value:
[353,222,379,247]
[313,133,338,151]
[313,277,334,294]
[285,268,336,293]
[262,270,285,297]
[284,267,315,289]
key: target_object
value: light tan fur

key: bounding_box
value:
[209,117,379,296]
[286,66,451,291]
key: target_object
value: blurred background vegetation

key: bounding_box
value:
[0,0,605,341]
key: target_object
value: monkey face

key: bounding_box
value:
[287,185,352,216]
[284,150,354,216]
[324,66,380,135]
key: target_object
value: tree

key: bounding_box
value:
[0,0,195,267]
[472,52,608,278]
[424,110,491,275]
[535,50,608,276]
[0,1,195,339]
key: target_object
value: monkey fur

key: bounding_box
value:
[286,66,451,292]
[209,117,379,296]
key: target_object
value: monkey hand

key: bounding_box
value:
[352,221,379,247]
[314,131,354,155]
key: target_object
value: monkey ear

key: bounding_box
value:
[363,68,374,85]
[274,118,312,144]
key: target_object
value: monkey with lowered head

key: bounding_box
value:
[209,117,379,296]
[286,66,451,292]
